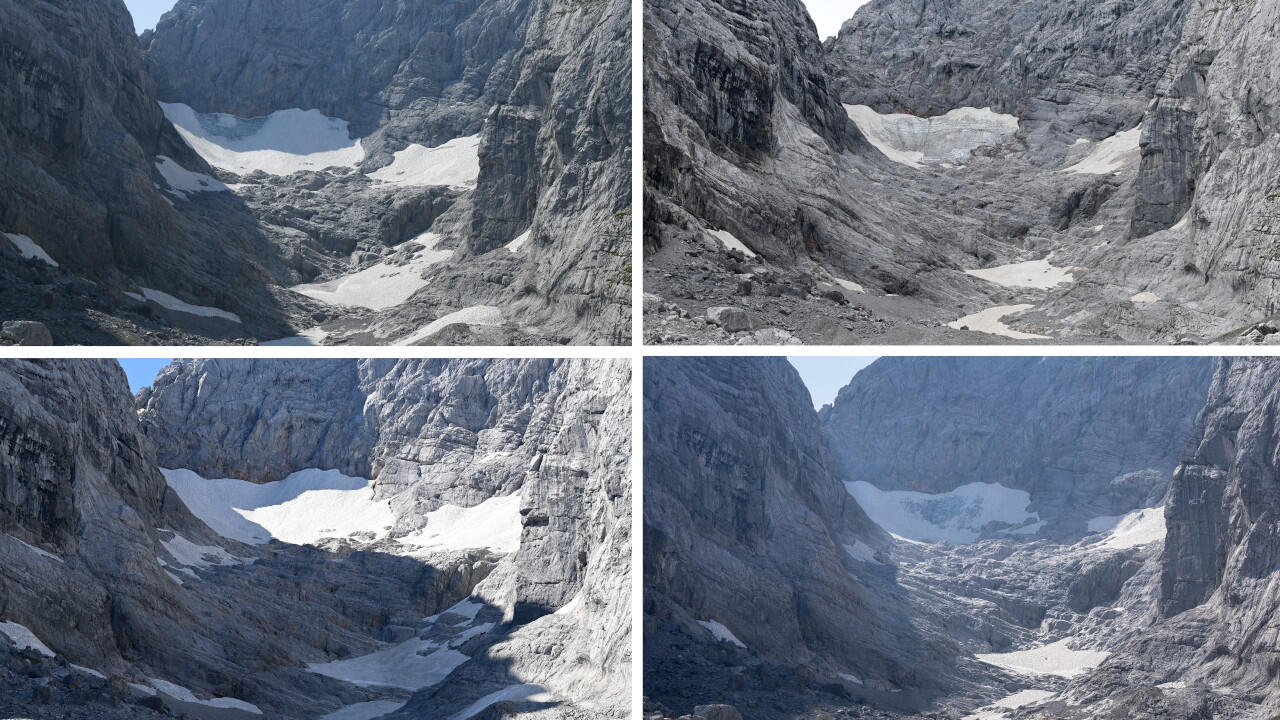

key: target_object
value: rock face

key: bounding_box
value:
[0,0,300,344]
[141,0,631,345]
[1,359,630,718]
[826,0,1189,151]
[644,0,1280,345]
[819,357,1215,536]
[644,357,978,718]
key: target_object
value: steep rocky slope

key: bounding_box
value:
[645,357,990,719]
[1,0,628,345]
[0,358,630,718]
[820,357,1214,537]
[1040,357,1280,719]
[0,0,303,345]
[644,0,1280,345]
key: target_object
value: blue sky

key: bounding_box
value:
[802,0,872,40]
[788,356,877,409]
[123,0,176,33]
[118,359,173,393]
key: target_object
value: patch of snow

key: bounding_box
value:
[833,278,866,293]
[123,288,241,324]
[308,640,468,691]
[1089,507,1165,550]
[506,230,532,253]
[70,664,106,679]
[161,102,366,176]
[555,593,584,616]
[965,259,1075,290]
[5,233,58,267]
[962,689,1056,720]
[427,599,486,625]
[846,481,1038,544]
[706,229,757,258]
[0,621,54,657]
[1064,127,1141,175]
[843,540,880,563]
[1130,292,1162,303]
[261,327,330,346]
[1170,215,1190,231]
[395,306,504,345]
[1158,681,1187,690]
[163,468,393,547]
[4,533,62,563]
[844,104,1019,167]
[448,684,552,720]
[154,156,228,199]
[948,304,1049,340]
[148,678,262,715]
[160,533,240,569]
[976,638,1108,678]
[838,673,863,685]
[130,682,158,696]
[397,494,522,555]
[368,135,481,188]
[292,233,452,310]
[697,619,746,648]
[447,622,495,649]
[319,701,408,720]
[1091,225,1105,233]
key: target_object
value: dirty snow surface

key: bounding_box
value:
[368,135,481,188]
[5,233,58,267]
[844,104,1019,167]
[845,481,1040,544]
[1065,126,1142,175]
[948,304,1049,340]
[965,259,1075,289]
[291,232,452,310]
[161,102,366,176]
[975,638,1109,678]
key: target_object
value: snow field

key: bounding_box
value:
[506,230,532,253]
[161,102,366,176]
[1086,506,1166,550]
[844,104,1019,167]
[706,229,757,258]
[291,233,452,310]
[961,689,1056,720]
[160,532,241,569]
[396,493,523,555]
[845,481,1040,544]
[0,621,54,657]
[975,638,1108,678]
[123,288,242,324]
[5,233,58,267]
[1064,127,1141,175]
[369,135,481,188]
[162,468,393,546]
[448,685,552,720]
[148,677,262,715]
[163,468,522,555]
[697,619,746,648]
[395,305,505,345]
[965,259,1075,290]
[948,304,1050,340]
[154,156,229,199]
